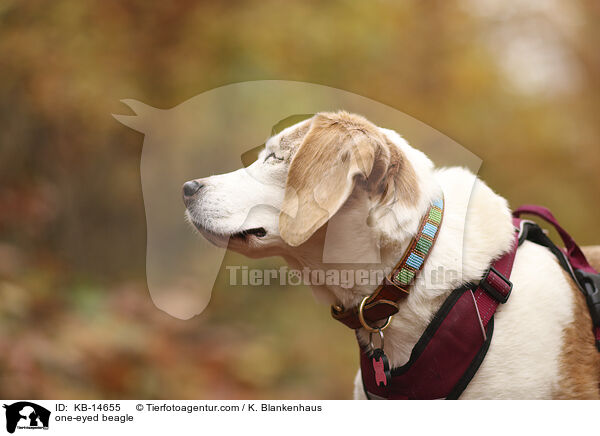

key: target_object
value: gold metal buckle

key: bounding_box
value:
[358,296,392,333]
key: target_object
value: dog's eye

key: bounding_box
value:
[264,152,284,163]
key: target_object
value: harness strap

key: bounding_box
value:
[360,225,521,400]
[514,205,595,274]
[361,285,495,400]
[472,218,520,328]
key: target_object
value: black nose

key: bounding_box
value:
[183,180,202,197]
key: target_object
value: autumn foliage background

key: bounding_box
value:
[1,1,599,399]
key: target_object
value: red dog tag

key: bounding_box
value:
[371,348,391,387]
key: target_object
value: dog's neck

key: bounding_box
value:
[294,143,442,308]
[293,166,515,368]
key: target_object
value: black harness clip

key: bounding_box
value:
[575,269,600,351]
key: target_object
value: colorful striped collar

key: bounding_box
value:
[389,197,444,291]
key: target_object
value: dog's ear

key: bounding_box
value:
[279,112,401,247]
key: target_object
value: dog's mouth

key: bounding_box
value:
[231,227,267,239]
[185,209,269,249]
[188,217,267,243]
[198,224,267,240]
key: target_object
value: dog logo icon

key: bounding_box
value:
[3,402,50,434]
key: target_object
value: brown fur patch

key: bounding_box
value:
[553,269,600,399]
[381,139,419,207]
[279,111,420,247]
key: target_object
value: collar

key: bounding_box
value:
[331,197,444,330]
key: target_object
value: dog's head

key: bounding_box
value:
[183,111,435,271]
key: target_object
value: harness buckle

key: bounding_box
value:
[480,266,513,304]
[575,270,600,352]
[575,270,600,326]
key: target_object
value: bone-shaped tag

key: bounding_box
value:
[371,348,391,388]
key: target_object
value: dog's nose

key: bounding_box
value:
[182,180,203,198]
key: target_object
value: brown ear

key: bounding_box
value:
[279,112,394,247]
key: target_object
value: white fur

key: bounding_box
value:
[185,115,576,399]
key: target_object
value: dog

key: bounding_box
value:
[183,111,600,399]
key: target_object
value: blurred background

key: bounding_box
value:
[0,0,599,399]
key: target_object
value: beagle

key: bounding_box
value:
[183,111,600,399]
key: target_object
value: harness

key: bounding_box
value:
[331,201,600,400]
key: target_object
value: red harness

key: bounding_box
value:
[333,205,600,400]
